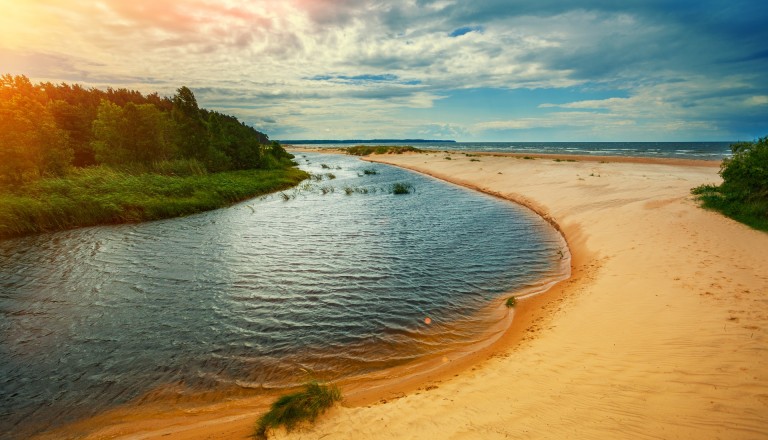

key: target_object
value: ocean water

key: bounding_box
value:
[287,141,732,160]
[0,152,566,438]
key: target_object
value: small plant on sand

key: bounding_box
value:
[505,296,517,308]
[444,156,452,160]
[325,173,336,180]
[362,168,378,175]
[320,163,331,169]
[255,381,342,439]
[391,182,414,195]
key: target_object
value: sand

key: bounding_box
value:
[37,151,768,439]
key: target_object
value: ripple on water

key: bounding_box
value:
[0,152,566,438]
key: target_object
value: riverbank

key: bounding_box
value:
[35,150,768,439]
[0,165,308,239]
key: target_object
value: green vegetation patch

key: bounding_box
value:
[344,145,422,156]
[505,296,517,308]
[255,381,342,439]
[691,137,768,232]
[391,182,414,195]
[0,166,309,239]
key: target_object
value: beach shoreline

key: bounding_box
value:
[35,150,768,440]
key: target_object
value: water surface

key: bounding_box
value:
[0,153,565,438]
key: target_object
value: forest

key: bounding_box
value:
[0,74,307,238]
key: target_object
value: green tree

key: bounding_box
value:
[0,74,72,182]
[91,100,178,166]
[172,86,208,161]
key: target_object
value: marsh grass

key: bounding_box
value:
[255,381,342,439]
[0,166,309,239]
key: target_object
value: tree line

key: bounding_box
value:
[0,74,292,183]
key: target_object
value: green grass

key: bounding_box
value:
[0,165,309,239]
[344,145,422,156]
[505,296,517,308]
[255,381,342,439]
[691,185,768,232]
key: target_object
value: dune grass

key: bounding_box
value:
[255,381,342,439]
[0,166,309,239]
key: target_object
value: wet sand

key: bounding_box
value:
[37,151,768,439]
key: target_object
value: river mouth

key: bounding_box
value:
[0,152,566,438]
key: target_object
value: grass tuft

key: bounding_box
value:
[255,381,342,439]
[391,182,414,195]
[505,296,517,308]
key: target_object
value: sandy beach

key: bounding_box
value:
[38,151,768,440]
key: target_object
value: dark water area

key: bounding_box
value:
[0,153,565,438]
[290,141,732,160]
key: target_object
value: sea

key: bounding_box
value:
[283,141,733,161]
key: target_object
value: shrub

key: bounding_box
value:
[692,137,768,232]
[505,296,517,308]
[255,381,342,439]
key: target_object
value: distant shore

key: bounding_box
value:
[37,150,768,439]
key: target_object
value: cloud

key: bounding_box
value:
[1,0,766,140]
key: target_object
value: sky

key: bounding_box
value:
[1,0,767,142]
